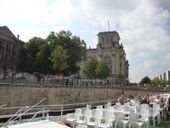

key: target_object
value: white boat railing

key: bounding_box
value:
[2,98,46,127]
[0,98,116,127]
[28,108,49,122]
[0,105,7,109]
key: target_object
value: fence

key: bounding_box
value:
[0,79,170,92]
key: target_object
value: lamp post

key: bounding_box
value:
[122,83,124,95]
[121,78,129,95]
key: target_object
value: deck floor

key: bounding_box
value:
[150,119,170,128]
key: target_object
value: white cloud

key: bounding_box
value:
[118,0,170,82]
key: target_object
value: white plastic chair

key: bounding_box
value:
[114,112,128,128]
[97,118,111,128]
[124,105,130,112]
[140,107,150,128]
[66,113,76,128]
[66,113,75,122]
[98,111,115,128]
[86,104,91,110]
[105,102,112,109]
[87,117,100,128]
[128,113,144,128]
[149,104,161,126]
[116,102,121,106]
[86,109,103,128]
[76,108,92,125]
[75,108,82,117]
[153,103,161,124]
[136,104,141,114]
[75,108,85,125]
[124,102,130,106]
[149,107,157,127]
[76,115,86,125]
[141,104,149,109]
[76,124,88,128]
[114,103,122,111]
[97,105,103,109]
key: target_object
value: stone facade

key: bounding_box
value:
[0,26,24,73]
[80,31,129,82]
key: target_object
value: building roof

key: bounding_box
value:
[98,31,118,34]
[97,31,120,40]
[0,26,24,44]
[0,26,16,39]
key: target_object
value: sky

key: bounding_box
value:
[0,0,170,82]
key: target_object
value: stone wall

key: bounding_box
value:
[0,86,161,107]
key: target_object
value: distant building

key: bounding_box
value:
[79,31,129,82]
[157,70,170,81]
[0,26,24,72]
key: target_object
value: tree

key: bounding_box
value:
[45,30,86,75]
[35,43,52,74]
[83,59,110,79]
[56,31,86,75]
[152,78,170,86]
[50,45,69,74]
[25,37,46,73]
[151,78,161,86]
[96,61,110,79]
[115,72,125,84]
[139,76,151,85]
[83,59,97,79]
[20,30,86,75]
[16,46,27,72]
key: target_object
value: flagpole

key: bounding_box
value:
[108,20,110,31]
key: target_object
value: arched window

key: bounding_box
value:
[110,36,113,43]
[104,56,112,64]
[102,37,104,42]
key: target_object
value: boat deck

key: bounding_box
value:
[150,119,170,128]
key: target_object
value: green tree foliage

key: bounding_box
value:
[24,37,46,73]
[46,31,58,46]
[50,45,69,73]
[46,30,86,75]
[83,59,110,79]
[139,76,151,85]
[151,78,161,86]
[83,59,97,79]
[115,72,125,84]
[35,43,52,74]
[151,78,170,86]
[16,46,27,72]
[96,61,110,79]
[56,31,86,75]
[19,30,86,75]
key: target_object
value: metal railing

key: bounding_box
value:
[0,98,116,126]
[2,98,46,127]
[0,79,170,92]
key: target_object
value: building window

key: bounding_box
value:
[104,56,112,64]
[110,36,113,43]
[102,37,104,42]
[106,37,109,43]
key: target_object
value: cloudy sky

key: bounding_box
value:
[0,0,170,82]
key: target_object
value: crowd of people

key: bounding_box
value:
[117,93,170,120]
[117,94,165,107]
